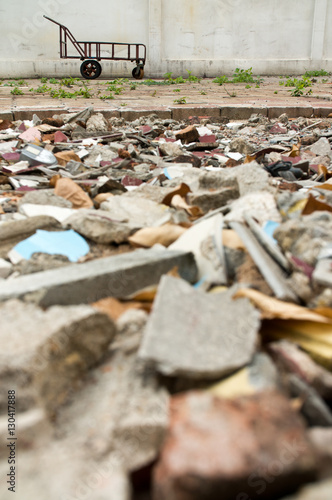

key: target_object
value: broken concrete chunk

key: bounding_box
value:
[198,163,273,196]
[0,215,61,243]
[310,137,332,157]
[0,249,197,306]
[274,212,332,267]
[18,189,73,208]
[86,112,111,134]
[226,192,281,225]
[100,195,172,228]
[13,252,70,276]
[64,209,135,244]
[57,348,169,471]
[153,390,318,500]
[233,163,275,196]
[229,136,256,155]
[0,299,116,415]
[159,141,183,157]
[139,276,260,379]
[0,443,130,500]
[187,185,239,213]
[85,144,118,165]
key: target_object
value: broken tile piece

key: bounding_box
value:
[18,127,42,142]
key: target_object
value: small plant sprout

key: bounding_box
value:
[173,97,187,104]
[10,87,24,95]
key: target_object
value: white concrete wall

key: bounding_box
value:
[0,0,331,78]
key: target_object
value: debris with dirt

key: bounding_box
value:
[1,108,332,498]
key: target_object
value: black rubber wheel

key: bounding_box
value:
[132,66,144,80]
[80,60,102,80]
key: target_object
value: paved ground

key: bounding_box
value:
[0,75,332,121]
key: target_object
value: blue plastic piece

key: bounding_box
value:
[13,230,89,262]
[163,167,171,180]
[263,220,279,243]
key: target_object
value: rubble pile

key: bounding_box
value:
[1,107,332,499]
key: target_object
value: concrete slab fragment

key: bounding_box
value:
[230,221,298,302]
[0,248,197,306]
[139,275,260,379]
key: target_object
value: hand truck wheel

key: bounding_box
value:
[80,60,102,79]
[132,66,144,80]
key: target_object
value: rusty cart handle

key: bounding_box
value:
[43,15,66,28]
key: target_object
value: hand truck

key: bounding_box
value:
[44,16,146,79]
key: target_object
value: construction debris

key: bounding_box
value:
[1,107,332,499]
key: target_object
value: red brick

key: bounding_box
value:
[153,390,318,500]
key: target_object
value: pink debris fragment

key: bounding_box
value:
[2,152,20,162]
[199,135,217,143]
[121,175,143,187]
[54,131,68,143]
[19,127,42,142]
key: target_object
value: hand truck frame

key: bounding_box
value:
[44,15,147,79]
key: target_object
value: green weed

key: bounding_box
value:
[173,97,187,104]
[99,93,114,100]
[304,69,330,78]
[285,76,313,96]
[35,84,51,93]
[10,87,24,95]
[77,85,92,98]
[61,77,81,87]
[4,81,19,87]
[212,75,230,85]
[186,70,201,82]
[139,79,168,86]
[232,67,255,83]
